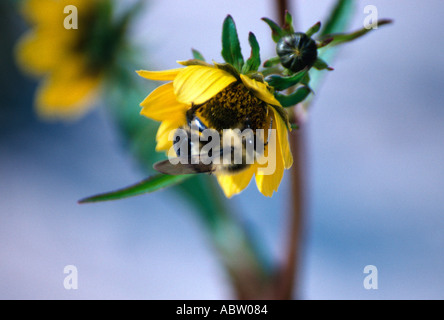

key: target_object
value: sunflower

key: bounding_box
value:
[137,61,293,198]
[15,0,119,120]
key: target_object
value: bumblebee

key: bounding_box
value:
[154,84,273,176]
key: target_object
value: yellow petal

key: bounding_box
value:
[240,74,282,107]
[216,165,257,198]
[140,82,189,122]
[137,69,183,81]
[21,0,64,25]
[274,108,293,169]
[15,31,71,76]
[255,111,285,197]
[17,0,94,76]
[156,117,186,152]
[173,65,237,105]
[35,57,101,119]
[36,74,101,120]
[255,165,283,197]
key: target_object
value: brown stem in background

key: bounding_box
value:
[276,0,290,25]
[273,0,306,300]
[277,127,305,299]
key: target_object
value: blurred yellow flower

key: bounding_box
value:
[137,63,293,198]
[15,0,112,120]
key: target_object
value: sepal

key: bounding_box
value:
[275,86,312,107]
[221,15,244,72]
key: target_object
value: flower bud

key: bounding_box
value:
[276,33,318,73]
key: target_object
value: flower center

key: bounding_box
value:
[197,82,268,131]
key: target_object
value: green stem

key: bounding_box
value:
[177,176,274,299]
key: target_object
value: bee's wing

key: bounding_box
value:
[153,157,216,175]
[154,146,241,175]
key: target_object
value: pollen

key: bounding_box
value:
[198,82,268,131]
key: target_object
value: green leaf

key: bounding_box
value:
[265,69,307,91]
[213,62,241,79]
[313,58,334,71]
[248,73,265,83]
[263,56,281,68]
[178,59,212,67]
[316,37,334,48]
[320,0,355,37]
[192,48,206,61]
[78,174,189,203]
[329,19,393,46]
[275,86,312,107]
[305,0,356,111]
[301,72,311,86]
[262,17,286,42]
[242,32,261,73]
[306,21,321,38]
[283,11,295,33]
[221,15,244,72]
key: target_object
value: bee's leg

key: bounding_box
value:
[264,117,273,146]
[173,134,182,156]
[186,108,195,127]
[219,146,247,173]
[192,116,208,132]
[249,118,273,155]
[187,109,208,133]
[245,116,252,129]
[173,129,191,158]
